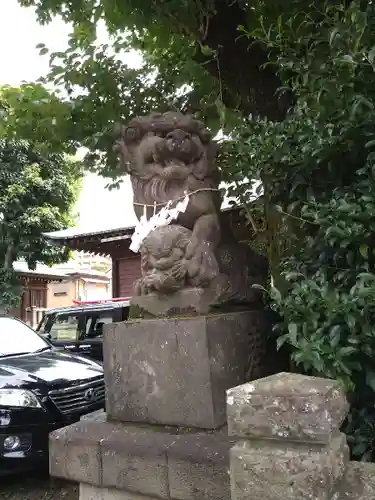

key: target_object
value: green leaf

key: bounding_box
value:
[338,346,356,357]
[368,47,375,65]
[277,15,282,31]
[200,44,215,56]
[352,440,369,457]
[347,315,357,331]
[366,371,375,392]
[288,323,298,345]
[360,245,369,260]
[358,273,375,281]
[276,334,288,350]
[270,285,282,303]
[215,97,226,128]
[342,54,354,63]
[329,28,339,46]
[329,325,341,348]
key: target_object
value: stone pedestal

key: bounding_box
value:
[50,412,234,500]
[49,310,272,500]
[104,311,270,429]
[227,372,350,500]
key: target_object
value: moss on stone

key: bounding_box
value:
[128,300,252,322]
[128,303,144,320]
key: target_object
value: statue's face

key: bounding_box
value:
[114,112,213,171]
[142,226,191,262]
[149,245,173,260]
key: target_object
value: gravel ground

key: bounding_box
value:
[1,473,78,500]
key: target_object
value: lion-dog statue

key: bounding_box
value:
[114,111,268,312]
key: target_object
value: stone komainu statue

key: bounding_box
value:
[114,111,268,310]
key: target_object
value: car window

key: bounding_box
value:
[36,313,49,332]
[0,317,49,356]
[83,313,113,339]
[122,306,130,321]
[85,316,94,334]
[49,314,79,341]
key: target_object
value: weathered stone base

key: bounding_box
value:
[80,484,156,500]
[230,433,348,500]
[130,287,224,317]
[104,310,272,429]
[50,414,233,500]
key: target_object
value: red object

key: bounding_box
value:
[72,297,131,305]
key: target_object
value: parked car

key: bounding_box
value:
[36,298,130,362]
[0,316,105,475]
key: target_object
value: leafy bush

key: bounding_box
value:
[230,1,375,460]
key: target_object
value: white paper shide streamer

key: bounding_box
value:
[129,192,190,253]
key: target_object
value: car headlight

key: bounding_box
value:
[0,389,41,408]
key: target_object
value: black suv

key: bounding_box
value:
[36,300,130,362]
[0,316,105,475]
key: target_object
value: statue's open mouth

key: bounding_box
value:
[152,134,202,166]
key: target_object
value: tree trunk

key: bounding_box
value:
[194,1,293,120]
[188,2,293,285]
[4,243,13,270]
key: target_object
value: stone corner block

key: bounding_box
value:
[339,461,375,500]
[167,431,233,500]
[100,425,172,499]
[230,432,348,500]
[227,372,349,443]
[80,409,107,423]
[49,420,116,485]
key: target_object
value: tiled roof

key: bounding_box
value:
[43,223,135,241]
[43,204,243,242]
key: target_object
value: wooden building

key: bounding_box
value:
[47,269,111,308]
[12,262,66,323]
[44,205,255,298]
[44,224,138,298]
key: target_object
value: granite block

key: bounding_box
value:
[339,461,375,500]
[49,420,117,485]
[80,484,157,500]
[50,418,234,500]
[101,425,172,499]
[167,431,232,500]
[230,433,349,500]
[227,372,349,443]
[104,311,269,429]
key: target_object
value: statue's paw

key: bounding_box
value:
[133,278,144,296]
[171,261,186,281]
[189,242,219,282]
[185,240,198,260]
[134,275,156,295]
[143,275,157,289]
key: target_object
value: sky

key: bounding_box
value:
[0,0,139,232]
